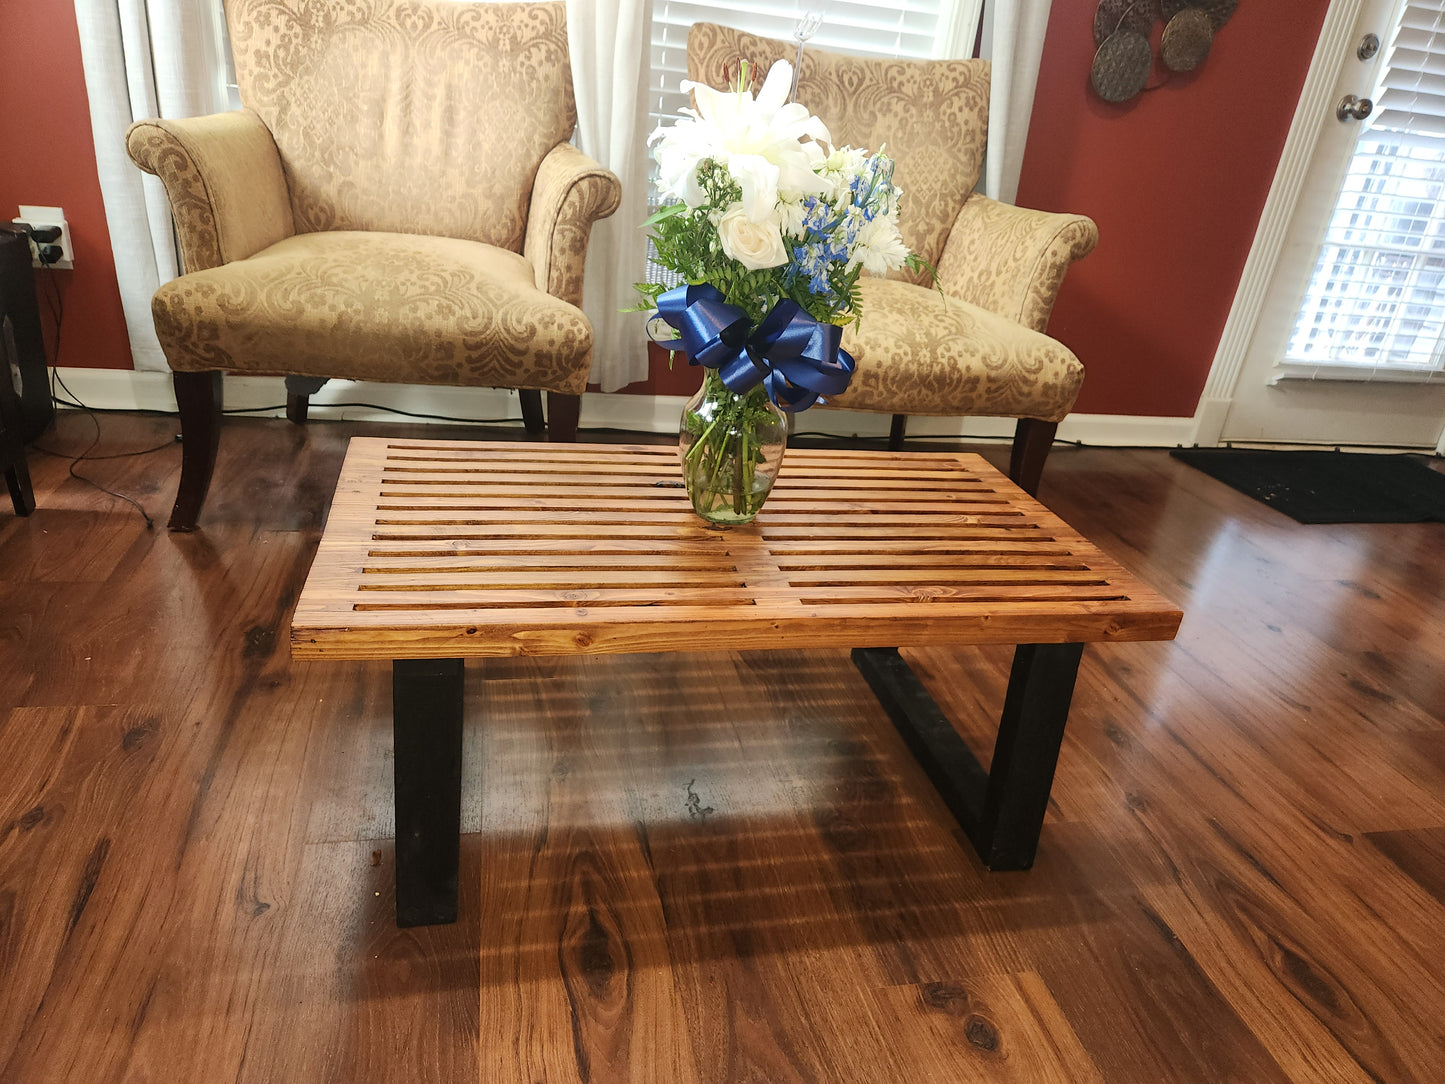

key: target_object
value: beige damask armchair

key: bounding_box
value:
[128,0,619,530]
[689,25,1097,495]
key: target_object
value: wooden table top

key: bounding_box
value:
[290,438,1182,660]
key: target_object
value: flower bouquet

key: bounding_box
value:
[636,58,922,525]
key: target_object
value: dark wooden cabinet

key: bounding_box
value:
[1,314,35,516]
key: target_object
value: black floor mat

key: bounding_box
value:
[1169,449,1445,524]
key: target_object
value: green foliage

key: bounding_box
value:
[628,158,867,329]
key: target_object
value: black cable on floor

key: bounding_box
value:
[220,401,520,424]
[51,410,157,529]
[31,437,177,461]
[36,271,157,528]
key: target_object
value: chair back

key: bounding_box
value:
[224,0,576,252]
[687,24,990,284]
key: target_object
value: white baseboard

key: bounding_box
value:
[1189,397,1232,448]
[53,368,1199,448]
[1056,412,1197,448]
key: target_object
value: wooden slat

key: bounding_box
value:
[372,514,1046,531]
[361,554,739,571]
[345,570,749,589]
[765,540,1078,554]
[341,584,1133,606]
[363,539,733,555]
[359,553,1092,572]
[375,501,1026,518]
[757,525,1054,539]
[379,471,1004,489]
[308,569,1117,593]
[369,524,716,538]
[771,554,1092,569]
[375,498,1026,517]
[359,537,1077,557]
[291,440,1182,659]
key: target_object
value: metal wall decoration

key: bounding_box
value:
[1092,0,1239,103]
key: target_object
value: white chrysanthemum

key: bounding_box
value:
[822,145,868,178]
[850,214,910,275]
[652,59,834,223]
[777,195,810,239]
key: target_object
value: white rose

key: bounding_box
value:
[717,203,789,270]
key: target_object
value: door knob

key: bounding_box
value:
[1337,94,1374,121]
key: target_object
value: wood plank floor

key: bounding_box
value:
[1,412,1442,1083]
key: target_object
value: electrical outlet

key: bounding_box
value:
[13,205,73,270]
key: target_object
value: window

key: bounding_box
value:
[217,18,241,111]
[1286,1,1445,377]
[648,1,944,153]
[207,0,241,110]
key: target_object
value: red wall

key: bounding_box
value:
[0,1,132,370]
[8,0,1332,416]
[1016,0,1331,417]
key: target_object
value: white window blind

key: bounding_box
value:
[1284,1,1445,379]
[649,1,942,147]
[1374,1,1445,137]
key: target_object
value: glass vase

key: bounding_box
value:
[678,369,788,525]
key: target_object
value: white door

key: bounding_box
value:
[1218,0,1445,449]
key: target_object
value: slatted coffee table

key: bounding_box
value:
[291,438,1181,926]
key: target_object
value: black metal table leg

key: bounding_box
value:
[852,643,1084,871]
[392,658,465,926]
[981,643,1086,867]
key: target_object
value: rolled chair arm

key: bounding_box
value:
[523,142,622,307]
[934,194,1098,334]
[127,110,294,273]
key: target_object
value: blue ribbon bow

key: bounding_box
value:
[651,283,856,412]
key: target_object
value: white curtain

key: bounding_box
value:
[74,0,226,371]
[980,1,1054,205]
[567,0,654,392]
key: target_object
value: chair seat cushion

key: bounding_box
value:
[150,231,594,394]
[831,279,1084,423]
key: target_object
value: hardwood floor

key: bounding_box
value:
[1,411,1442,1082]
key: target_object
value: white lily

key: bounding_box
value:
[652,59,834,222]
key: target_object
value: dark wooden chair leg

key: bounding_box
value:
[1009,418,1058,497]
[518,389,546,438]
[546,392,580,442]
[169,371,223,532]
[888,414,908,451]
[284,376,328,425]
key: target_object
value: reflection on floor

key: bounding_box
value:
[1,413,1442,1082]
